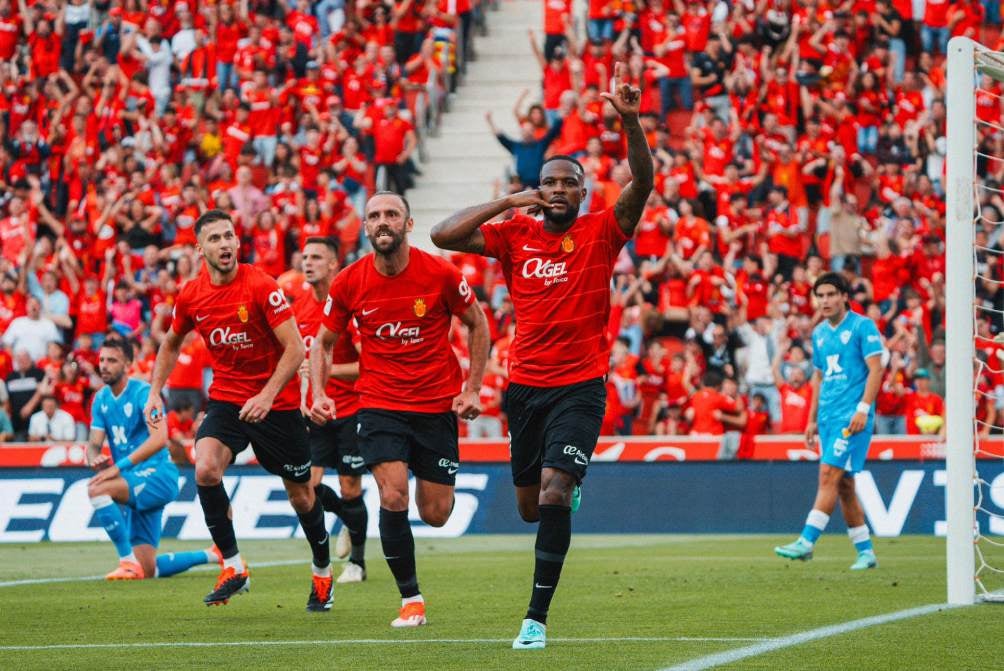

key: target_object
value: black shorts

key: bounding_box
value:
[356,409,459,486]
[505,377,606,487]
[196,400,311,483]
[308,413,365,477]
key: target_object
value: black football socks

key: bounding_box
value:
[526,504,572,624]
[341,495,369,569]
[297,499,331,570]
[379,507,419,598]
[197,483,238,559]
[315,483,344,514]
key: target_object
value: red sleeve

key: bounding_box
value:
[170,288,194,336]
[254,270,295,329]
[441,259,477,317]
[480,218,511,262]
[321,271,351,334]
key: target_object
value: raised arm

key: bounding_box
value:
[430,189,550,254]
[604,62,653,236]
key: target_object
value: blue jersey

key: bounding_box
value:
[811,311,884,425]
[90,378,169,469]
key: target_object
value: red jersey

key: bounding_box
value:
[322,247,475,413]
[292,283,360,417]
[170,265,300,409]
[778,383,812,433]
[904,390,945,434]
[687,388,737,435]
[480,209,629,387]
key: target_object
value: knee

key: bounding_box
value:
[538,478,573,508]
[379,486,409,512]
[418,501,451,528]
[339,478,362,500]
[838,476,856,497]
[194,461,224,487]
[286,486,314,513]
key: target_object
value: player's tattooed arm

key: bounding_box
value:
[605,62,654,237]
[431,190,551,255]
[453,302,491,421]
[87,428,107,469]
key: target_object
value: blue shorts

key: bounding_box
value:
[122,463,180,548]
[819,417,873,475]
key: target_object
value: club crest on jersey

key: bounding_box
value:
[561,235,575,253]
[840,330,851,344]
[238,305,249,323]
[413,298,427,318]
[123,402,133,418]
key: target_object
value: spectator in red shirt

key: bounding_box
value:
[904,368,945,436]
[685,368,742,435]
[166,396,199,465]
[371,103,417,195]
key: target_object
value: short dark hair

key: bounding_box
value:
[540,155,585,182]
[304,236,340,257]
[702,369,724,389]
[171,397,195,412]
[101,338,134,362]
[367,190,411,219]
[194,209,234,237]
[813,272,849,296]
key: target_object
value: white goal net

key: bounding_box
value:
[946,37,1004,605]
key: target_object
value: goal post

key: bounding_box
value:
[945,35,977,607]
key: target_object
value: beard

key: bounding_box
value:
[544,202,580,227]
[368,227,405,256]
[100,369,124,387]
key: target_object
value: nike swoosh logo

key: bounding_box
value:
[195,315,209,322]
[522,244,543,252]
[447,467,458,475]
[361,308,379,316]
[534,583,553,589]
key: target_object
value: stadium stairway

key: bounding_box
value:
[408,0,541,251]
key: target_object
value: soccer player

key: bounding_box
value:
[429,62,653,649]
[774,272,884,570]
[144,209,333,610]
[292,236,369,584]
[310,191,491,628]
[87,339,218,580]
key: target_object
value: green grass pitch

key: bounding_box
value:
[0,535,998,670]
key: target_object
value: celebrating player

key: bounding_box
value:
[429,62,653,649]
[292,236,369,584]
[145,210,334,610]
[310,191,491,628]
[87,339,219,580]
[774,272,884,570]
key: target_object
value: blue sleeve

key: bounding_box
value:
[858,317,884,360]
[496,133,515,152]
[90,390,106,431]
[26,272,44,302]
[811,329,823,371]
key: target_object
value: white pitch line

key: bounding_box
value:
[0,637,771,652]
[0,559,307,588]
[660,603,958,671]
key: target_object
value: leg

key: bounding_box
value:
[776,461,844,560]
[194,437,240,563]
[414,478,455,527]
[88,475,137,570]
[284,478,331,572]
[525,467,576,626]
[372,460,422,602]
[337,474,369,571]
[516,484,542,522]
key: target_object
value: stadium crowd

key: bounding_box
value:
[0,0,1000,455]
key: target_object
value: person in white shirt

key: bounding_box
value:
[136,18,174,113]
[2,297,62,361]
[28,395,76,442]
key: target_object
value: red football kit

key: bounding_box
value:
[291,282,361,417]
[322,247,476,413]
[480,208,629,387]
[171,264,300,410]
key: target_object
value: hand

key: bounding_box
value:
[90,453,111,471]
[600,62,641,119]
[506,188,551,214]
[847,411,868,434]
[144,393,166,429]
[238,391,274,423]
[805,421,818,448]
[310,395,336,425]
[90,462,120,484]
[452,388,482,421]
